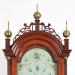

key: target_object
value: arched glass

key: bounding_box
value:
[17,48,57,75]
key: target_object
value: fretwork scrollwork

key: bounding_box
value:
[13,22,62,42]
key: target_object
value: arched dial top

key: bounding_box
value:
[17,48,57,75]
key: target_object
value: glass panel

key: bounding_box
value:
[17,48,57,75]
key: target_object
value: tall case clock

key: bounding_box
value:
[3,6,71,75]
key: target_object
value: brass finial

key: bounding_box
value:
[37,4,38,12]
[4,21,12,38]
[33,4,41,20]
[63,21,70,38]
[66,21,67,31]
[8,21,9,31]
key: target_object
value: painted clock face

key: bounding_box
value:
[17,48,57,75]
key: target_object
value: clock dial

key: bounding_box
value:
[17,48,57,75]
